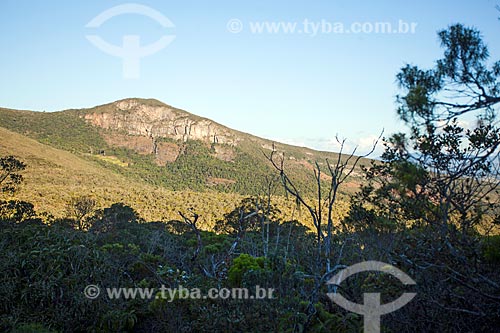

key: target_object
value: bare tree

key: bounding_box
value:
[179,210,202,261]
[264,134,381,295]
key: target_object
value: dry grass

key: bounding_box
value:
[0,127,326,229]
[90,154,129,167]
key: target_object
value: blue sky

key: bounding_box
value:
[1,0,499,155]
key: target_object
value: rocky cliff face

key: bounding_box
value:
[82,99,239,145]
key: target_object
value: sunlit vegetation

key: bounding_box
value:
[1,23,500,333]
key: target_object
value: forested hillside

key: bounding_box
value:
[1,23,500,333]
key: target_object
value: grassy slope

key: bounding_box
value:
[0,102,367,198]
[0,127,321,228]
[0,105,281,194]
[0,127,232,226]
[0,107,107,152]
[0,100,363,228]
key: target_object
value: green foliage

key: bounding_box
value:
[90,203,142,233]
[0,204,188,332]
[65,195,96,230]
[0,110,354,229]
[0,155,26,194]
[98,309,137,332]
[388,23,500,232]
[215,197,261,234]
[344,202,399,234]
[228,254,266,287]
[1,192,499,332]
[11,323,57,333]
[1,25,500,332]
[0,200,37,223]
[308,302,358,332]
[0,109,107,153]
[1,223,110,331]
[483,235,500,264]
[0,101,358,201]
[278,302,360,333]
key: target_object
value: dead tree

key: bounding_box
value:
[227,208,259,257]
[179,210,202,261]
[323,133,382,272]
[256,174,279,258]
[264,133,382,295]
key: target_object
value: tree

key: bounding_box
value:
[90,203,141,233]
[377,23,500,233]
[178,209,202,261]
[265,137,380,305]
[0,156,34,224]
[350,23,500,330]
[65,195,96,230]
[214,197,261,235]
[199,200,261,281]
[0,155,26,194]
[0,199,36,223]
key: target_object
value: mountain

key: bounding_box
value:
[0,98,364,224]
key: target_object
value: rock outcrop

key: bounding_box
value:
[83,99,239,145]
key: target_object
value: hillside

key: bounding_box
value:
[3,18,500,333]
[0,126,350,228]
[0,98,368,197]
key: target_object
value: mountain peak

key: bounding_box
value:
[112,98,168,110]
[83,98,238,146]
